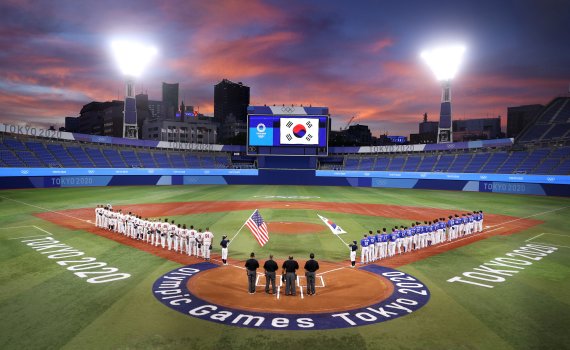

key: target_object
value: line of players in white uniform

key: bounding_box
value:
[94,205,214,261]
[354,211,484,264]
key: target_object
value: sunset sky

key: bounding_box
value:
[0,0,568,136]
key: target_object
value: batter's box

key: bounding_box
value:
[255,274,326,288]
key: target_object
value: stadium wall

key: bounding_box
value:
[1,168,569,196]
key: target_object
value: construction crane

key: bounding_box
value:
[344,115,358,130]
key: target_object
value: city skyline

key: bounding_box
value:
[0,0,568,136]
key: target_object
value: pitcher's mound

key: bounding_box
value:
[267,222,324,234]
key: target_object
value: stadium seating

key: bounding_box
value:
[518,97,570,143]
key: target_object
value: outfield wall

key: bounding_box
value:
[1,167,569,196]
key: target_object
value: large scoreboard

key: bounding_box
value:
[247,106,329,156]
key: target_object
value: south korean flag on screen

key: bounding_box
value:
[280,118,319,145]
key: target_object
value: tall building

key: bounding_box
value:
[148,100,164,120]
[453,117,502,141]
[214,79,250,143]
[162,82,179,120]
[507,104,544,138]
[141,116,217,144]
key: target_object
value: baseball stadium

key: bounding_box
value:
[1,95,570,349]
[1,1,570,347]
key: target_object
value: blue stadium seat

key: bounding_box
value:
[84,147,110,167]
[137,152,157,168]
[359,157,375,170]
[417,155,437,172]
[403,156,420,172]
[387,157,405,171]
[47,144,80,167]
[344,157,359,170]
[102,149,127,168]
[497,152,529,174]
[448,154,472,172]
[433,154,454,172]
[153,152,172,168]
[481,152,508,173]
[120,150,142,167]
[0,150,25,167]
[373,157,389,171]
[464,153,490,173]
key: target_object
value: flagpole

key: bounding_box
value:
[228,209,257,246]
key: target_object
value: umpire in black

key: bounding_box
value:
[244,252,259,294]
[304,253,320,295]
[263,254,278,294]
[282,256,299,296]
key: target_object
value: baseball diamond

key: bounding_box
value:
[1,184,569,349]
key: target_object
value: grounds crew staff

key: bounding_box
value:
[304,253,319,295]
[244,252,259,294]
[282,256,299,296]
[263,254,278,294]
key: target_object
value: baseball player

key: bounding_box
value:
[348,240,358,267]
[375,230,382,260]
[187,225,197,256]
[360,234,369,264]
[173,224,181,252]
[159,219,169,248]
[479,211,484,232]
[202,227,213,261]
[380,228,389,259]
[95,205,102,227]
[195,229,204,258]
[388,229,398,257]
[367,231,376,262]
[220,235,230,265]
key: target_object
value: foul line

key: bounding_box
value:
[435,227,504,249]
[317,266,346,276]
[525,233,545,242]
[0,196,90,223]
[488,206,569,228]
[0,225,35,230]
[6,225,54,240]
[530,242,570,249]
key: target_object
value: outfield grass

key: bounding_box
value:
[0,185,569,349]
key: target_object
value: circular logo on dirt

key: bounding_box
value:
[152,262,430,330]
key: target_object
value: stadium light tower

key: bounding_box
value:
[111,40,157,139]
[421,45,466,143]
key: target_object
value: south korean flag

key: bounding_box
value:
[280,118,319,145]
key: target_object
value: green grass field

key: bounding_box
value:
[1,185,569,349]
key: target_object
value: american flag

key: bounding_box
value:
[245,210,269,247]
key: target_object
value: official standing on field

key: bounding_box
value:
[282,256,299,296]
[304,253,320,295]
[244,252,259,294]
[263,254,278,294]
[348,240,358,267]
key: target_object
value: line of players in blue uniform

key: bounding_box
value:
[350,211,484,265]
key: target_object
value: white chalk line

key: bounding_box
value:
[525,233,546,242]
[434,227,504,249]
[530,242,570,249]
[317,266,346,276]
[6,225,55,240]
[488,206,569,228]
[0,225,35,230]
[0,196,90,223]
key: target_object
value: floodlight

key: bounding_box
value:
[110,39,157,139]
[421,45,465,81]
[111,40,157,78]
[421,44,466,143]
